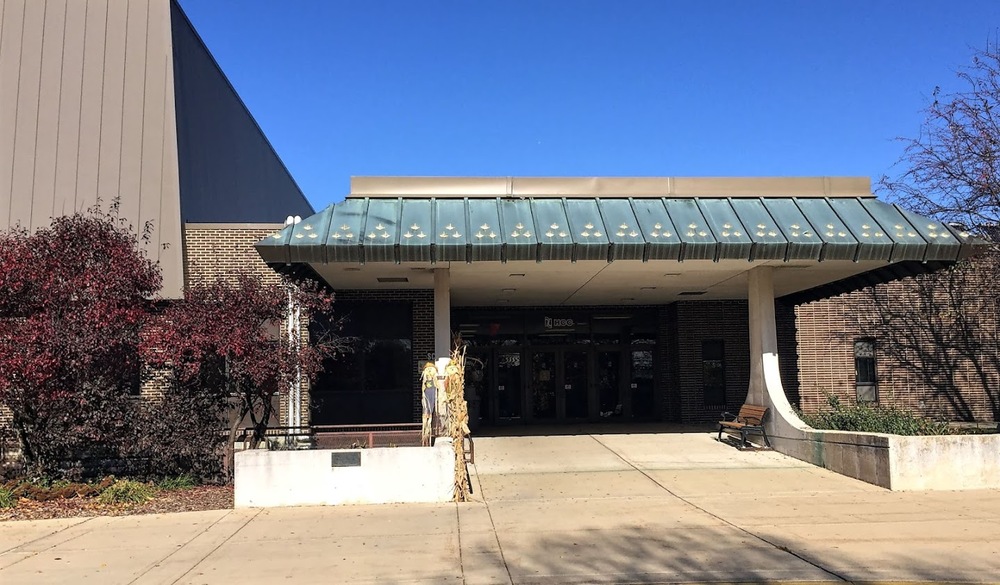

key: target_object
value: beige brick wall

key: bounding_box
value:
[796,255,999,422]
[182,224,284,286]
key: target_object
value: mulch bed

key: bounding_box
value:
[0,485,233,522]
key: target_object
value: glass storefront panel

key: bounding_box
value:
[597,351,622,418]
[531,351,557,419]
[497,350,522,419]
[630,349,655,418]
[564,350,589,418]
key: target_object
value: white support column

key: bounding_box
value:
[433,267,451,358]
[746,266,808,439]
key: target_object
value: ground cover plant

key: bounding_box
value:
[799,395,951,436]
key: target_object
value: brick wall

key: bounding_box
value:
[795,255,999,422]
[182,224,283,286]
[672,301,750,422]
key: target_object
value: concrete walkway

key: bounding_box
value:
[2,429,999,584]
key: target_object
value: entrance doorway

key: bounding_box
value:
[466,345,656,425]
[457,308,659,426]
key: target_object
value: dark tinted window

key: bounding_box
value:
[702,339,726,405]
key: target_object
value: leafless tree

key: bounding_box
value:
[860,42,1000,422]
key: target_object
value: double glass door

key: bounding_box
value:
[472,346,652,424]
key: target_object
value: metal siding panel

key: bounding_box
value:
[563,198,608,261]
[97,0,127,210]
[760,198,822,260]
[857,199,925,261]
[499,198,537,261]
[256,223,293,264]
[75,0,108,212]
[9,0,43,228]
[169,1,312,223]
[363,198,401,263]
[664,198,716,260]
[327,198,366,263]
[794,198,859,261]
[597,198,646,260]
[629,198,678,261]
[827,198,893,262]
[467,198,502,261]
[532,198,573,261]
[729,198,788,261]
[398,198,433,262]
[30,0,66,226]
[118,0,148,231]
[696,199,753,260]
[0,0,26,228]
[894,206,963,261]
[288,205,334,263]
[52,0,86,217]
[433,198,469,262]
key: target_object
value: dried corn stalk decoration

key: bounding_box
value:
[446,344,471,501]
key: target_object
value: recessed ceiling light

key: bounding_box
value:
[508,273,526,277]
[640,286,656,290]
[501,288,516,294]
[376,277,408,283]
[343,267,361,272]
[679,291,706,296]
[663,273,681,277]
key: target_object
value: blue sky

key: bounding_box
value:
[179,1,1000,210]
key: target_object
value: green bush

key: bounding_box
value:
[0,487,15,509]
[800,395,951,436]
[156,474,196,491]
[98,479,154,505]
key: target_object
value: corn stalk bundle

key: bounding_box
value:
[446,345,471,501]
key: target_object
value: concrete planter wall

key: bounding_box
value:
[771,427,1000,491]
[235,439,455,507]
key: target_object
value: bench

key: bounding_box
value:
[718,404,771,449]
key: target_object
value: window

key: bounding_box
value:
[854,338,877,402]
[702,339,726,405]
[310,301,414,424]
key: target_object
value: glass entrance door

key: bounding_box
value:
[530,351,557,419]
[630,349,655,418]
[496,350,523,420]
[596,351,623,418]
[563,350,590,419]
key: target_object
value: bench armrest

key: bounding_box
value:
[720,411,738,421]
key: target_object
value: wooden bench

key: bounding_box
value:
[718,404,771,449]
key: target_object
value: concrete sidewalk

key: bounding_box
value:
[2,430,999,584]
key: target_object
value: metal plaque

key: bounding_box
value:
[331,451,362,467]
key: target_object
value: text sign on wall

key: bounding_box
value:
[331,452,362,467]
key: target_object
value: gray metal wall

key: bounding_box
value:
[169,1,313,224]
[0,0,185,297]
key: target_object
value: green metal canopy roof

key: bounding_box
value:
[255,196,983,266]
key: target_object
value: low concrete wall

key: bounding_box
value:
[748,267,999,491]
[235,440,455,507]
[772,427,1000,491]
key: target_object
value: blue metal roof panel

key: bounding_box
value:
[564,198,610,261]
[363,198,402,263]
[598,198,648,261]
[696,199,754,260]
[730,198,788,261]
[664,198,716,261]
[794,198,859,261]
[629,198,679,261]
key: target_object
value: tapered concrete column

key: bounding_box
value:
[433,268,451,357]
[746,266,808,439]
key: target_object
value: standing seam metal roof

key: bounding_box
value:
[255,196,982,266]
